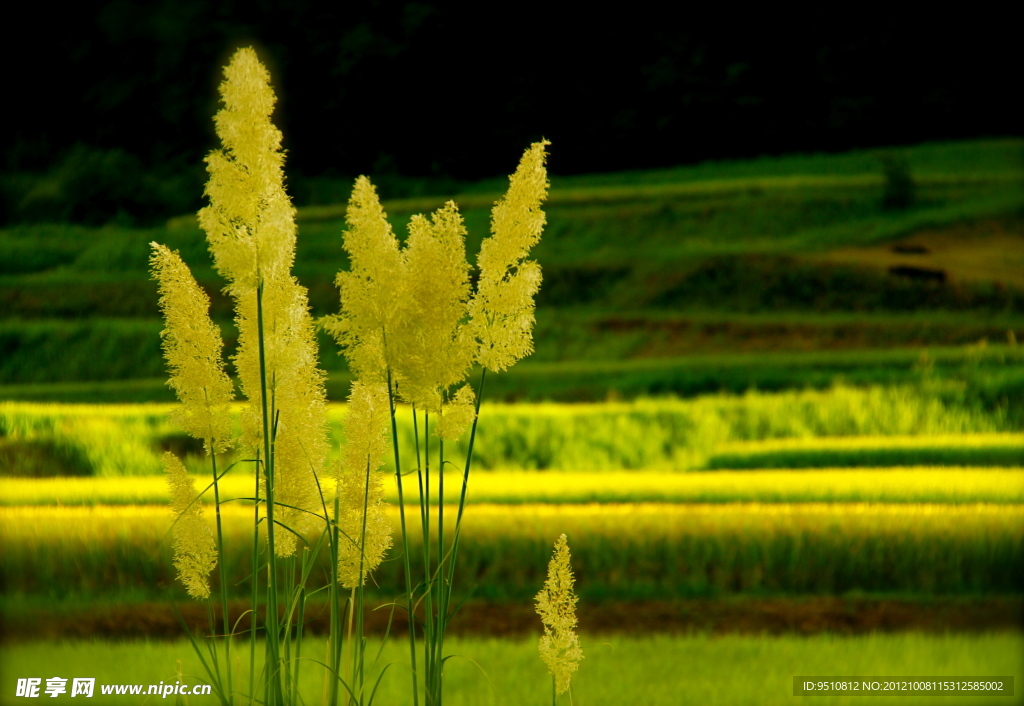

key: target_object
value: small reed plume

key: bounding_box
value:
[335,381,393,588]
[536,532,583,697]
[165,452,218,600]
[435,383,477,442]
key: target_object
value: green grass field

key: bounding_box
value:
[2,634,1021,706]
[3,340,1024,404]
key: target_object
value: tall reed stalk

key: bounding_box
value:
[152,46,551,706]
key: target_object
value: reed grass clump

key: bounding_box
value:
[147,45,552,706]
[318,89,550,706]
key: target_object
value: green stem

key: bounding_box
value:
[353,455,373,704]
[281,555,293,702]
[388,373,419,706]
[256,284,284,706]
[438,435,445,586]
[413,405,433,688]
[249,453,260,704]
[205,601,219,692]
[293,583,304,706]
[436,437,446,706]
[420,412,436,704]
[444,368,486,607]
[210,448,234,706]
[345,585,356,704]
[328,492,343,706]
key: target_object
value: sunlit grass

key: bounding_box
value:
[1,632,1021,706]
[708,433,1024,469]
[2,387,1015,477]
[4,503,1022,600]
[4,468,1023,507]
[718,433,1024,451]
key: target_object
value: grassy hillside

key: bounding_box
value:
[1,138,1021,402]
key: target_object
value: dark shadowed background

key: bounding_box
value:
[3,4,1019,225]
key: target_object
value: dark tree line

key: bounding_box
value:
[3,3,1019,223]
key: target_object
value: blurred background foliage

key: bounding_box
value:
[3,8,1019,413]
[2,4,1020,226]
[1,6,1022,653]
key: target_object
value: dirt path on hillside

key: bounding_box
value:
[5,596,1020,642]
[802,217,1024,290]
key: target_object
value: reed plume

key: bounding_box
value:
[435,383,477,442]
[321,177,408,384]
[150,243,234,454]
[470,140,549,372]
[197,46,328,556]
[536,533,583,696]
[392,201,474,415]
[335,381,393,588]
[326,140,550,398]
[198,47,295,293]
[165,452,218,600]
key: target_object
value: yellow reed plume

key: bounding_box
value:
[197,46,328,557]
[394,200,474,413]
[471,140,549,372]
[335,381,393,588]
[325,187,480,430]
[198,46,295,293]
[165,452,217,600]
[322,177,408,383]
[535,532,583,695]
[150,243,234,454]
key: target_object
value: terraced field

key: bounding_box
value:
[2,396,1021,624]
[2,139,1022,404]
